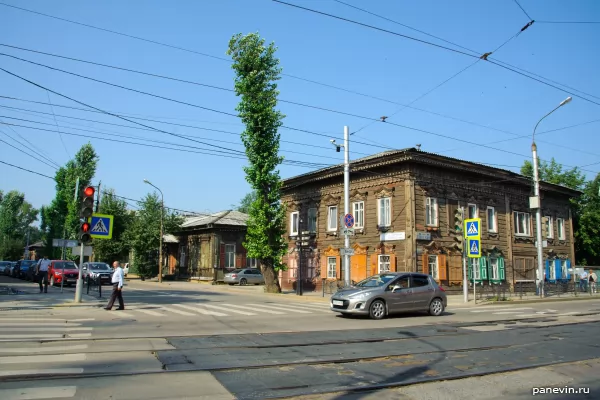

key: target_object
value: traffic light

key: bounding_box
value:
[454,208,464,243]
[79,220,91,243]
[80,186,95,219]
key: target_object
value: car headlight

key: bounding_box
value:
[348,291,371,299]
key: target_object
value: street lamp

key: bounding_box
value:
[143,179,164,284]
[532,96,571,298]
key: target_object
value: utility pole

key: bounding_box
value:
[297,218,303,296]
[343,126,350,287]
[461,207,468,303]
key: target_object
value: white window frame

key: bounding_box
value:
[378,197,391,227]
[353,201,364,229]
[426,197,438,227]
[487,206,497,233]
[378,255,391,273]
[470,258,481,280]
[490,258,499,280]
[560,260,568,278]
[513,211,532,236]
[545,216,554,239]
[557,218,565,240]
[467,203,478,219]
[549,262,557,280]
[327,256,336,279]
[290,211,299,236]
[307,208,317,233]
[428,255,438,280]
[327,206,337,231]
[247,257,258,268]
[225,244,236,269]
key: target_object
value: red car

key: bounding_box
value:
[48,260,80,287]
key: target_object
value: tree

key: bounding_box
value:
[0,190,38,259]
[227,33,288,293]
[125,192,182,278]
[93,188,134,263]
[40,144,98,259]
[235,191,257,214]
[574,174,600,265]
[520,158,586,191]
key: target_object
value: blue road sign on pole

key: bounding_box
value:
[464,218,481,240]
[90,213,113,240]
[467,238,481,258]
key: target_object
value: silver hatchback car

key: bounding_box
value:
[330,272,447,319]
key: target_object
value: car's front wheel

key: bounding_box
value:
[369,299,386,320]
[429,298,445,316]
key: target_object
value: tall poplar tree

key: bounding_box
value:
[227,33,287,293]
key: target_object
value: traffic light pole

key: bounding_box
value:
[74,242,84,303]
[461,207,468,303]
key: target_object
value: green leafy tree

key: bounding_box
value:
[235,191,257,214]
[521,158,586,191]
[40,144,98,259]
[92,188,134,263]
[0,190,38,259]
[574,174,600,265]
[227,33,287,293]
[125,192,182,278]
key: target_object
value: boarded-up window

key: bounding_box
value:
[514,257,535,280]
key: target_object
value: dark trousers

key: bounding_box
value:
[106,284,124,309]
[38,271,48,292]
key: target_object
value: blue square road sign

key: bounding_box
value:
[90,213,113,240]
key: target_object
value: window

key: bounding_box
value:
[388,275,409,290]
[307,208,317,233]
[557,218,565,240]
[428,255,438,280]
[412,275,430,287]
[426,197,438,226]
[560,260,568,278]
[378,255,391,273]
[327,206,337,231]
[378,198,391,227]
[470,258,480,280]
[549,261,556,280]
[513,211,531,236]
[490,258,499,280]
[327,257,337,279]
[247,258,258,268]
[487,207,497,233]
[353,201,364,228]
[467,203,478,219]
[225,244,236,268]
[545,216,554,239]
[290,211,299,235]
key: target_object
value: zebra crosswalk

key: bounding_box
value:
[461,305,582,318]
[101,301,332,319]
[0,316,96,341]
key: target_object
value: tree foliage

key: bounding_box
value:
[227,33,287,293]
[125,192,183,278]
[235,191,257,214]
[93,188,134,264]
[520,158,586,191]
[0,190,38,259]
[40,143,98,259]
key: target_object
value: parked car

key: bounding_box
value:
[82,262,113,285]
[15,260,37,280]
[329,272,447,320]
[224,268,264,286]
[0,261,11,276]
[48,260,80,286]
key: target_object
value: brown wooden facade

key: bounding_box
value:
[280,148,579,292]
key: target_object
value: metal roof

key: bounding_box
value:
[181,210,248,229]
[163,234,179,243]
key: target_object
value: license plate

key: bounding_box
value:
[332,300,343,306]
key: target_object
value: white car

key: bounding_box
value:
[123,263,129,276]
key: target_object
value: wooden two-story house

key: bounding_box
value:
[280,148,579,292]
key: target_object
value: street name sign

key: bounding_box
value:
[52,239,78,248]
[342,227,355,236]
[340,248,355,256]
[464,218,481,240]
[90,213,114,240]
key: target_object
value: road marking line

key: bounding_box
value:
[202,304,256,315]
[278,303,331,313]
[0,323,81,327]
[69,318,95,322]
[173,304,227,316]
[0,353,86,364]
[0,334,64,340]
[246,303,313,314]
[0,368,83,377]
[224,304,285,315]
[0,327,93,332]
[493,311,529,314]
[0,344,89,354]
[470,307,533,313]
[129,308,164,317]
[68,334,92,338]
[0,318,71,322]
[156,306,196,316]
[0,386,77,400]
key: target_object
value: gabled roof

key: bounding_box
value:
[181,210,248,229]
[163,234,179,243]
[28,241,44,249]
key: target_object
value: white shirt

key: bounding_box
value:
[38,259,51,272]
[111,266,124,288]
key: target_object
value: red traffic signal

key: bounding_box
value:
[83,186,95,197]
[81,222,91,233]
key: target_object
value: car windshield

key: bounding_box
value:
[22,261,36,266]
[354,274,398,288]
[90,263,110,271]
[55,262,77,270]
[229,269,244,274]
[0,262,9,266]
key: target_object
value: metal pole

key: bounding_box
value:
[461,207,468,303]
[532,142,545,298]
[74,243,84,303]
[343,126,351,287]
[60,261,65,293]
[159,193,164,283]
[298,219,303,296]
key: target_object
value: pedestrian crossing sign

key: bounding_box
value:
[467,238,481,258]
[90,213,113,240]
[464,218,481,240]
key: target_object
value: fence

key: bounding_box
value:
[86,276,102,298]
[475,280,596,301]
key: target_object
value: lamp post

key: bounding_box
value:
[532,96,571,298]
[143,179,164,284]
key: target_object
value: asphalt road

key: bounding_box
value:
[1,277,600,399]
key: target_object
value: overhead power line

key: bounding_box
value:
[0,135,57,170]
[513,0,534,21]
[537,21,600,24]
[0,121,61,168]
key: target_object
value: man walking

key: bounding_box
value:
[105,261,125,310]
[36,255,51,293]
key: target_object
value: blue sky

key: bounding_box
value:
[1,0,599,216]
